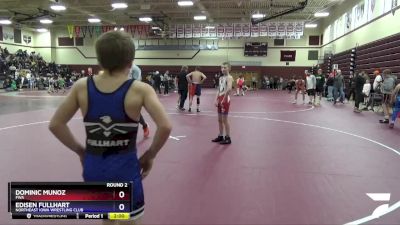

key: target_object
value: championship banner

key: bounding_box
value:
[268,22,277,37]
[169,24,177,38]
[74,26,81,37]
[217,24,225,38]
[192,24,201,38]
[251,23,259,37]
[184,24,193,38]
[225,23,234,37]
[67,25,74,38]
[277,22,286,37]
[201,24,210,37]
[285,22,295,37]
[81,26,88,38]
[176,24,184,38]
[295,21,304,36]
[242,23,251,37]
[88,26,95,38]
[259,23,268,37]
[280,50,296,61]
[234,23,242,37]
[209,26,217,37]
[94,26,102,36]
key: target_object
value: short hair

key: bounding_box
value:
[95,31,135,73]
[195,66,201,71]
[222,62,231,69]
[181,65,188,71]
[383,69,392,76]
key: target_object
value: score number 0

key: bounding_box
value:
[118,191,125,211]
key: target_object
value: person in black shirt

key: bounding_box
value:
[354,71,366,113]
[177,66,189,110]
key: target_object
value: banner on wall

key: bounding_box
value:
[259,23,268,37]
[192,24,201,38]
[268,22,277,37]
[250,23,259,37]
[176,24,184,38]
[280,50,296,61]
[185,24,192,38]
[234,23,242,37]
[169,24,177,38]
[225,23,234,37]
[217,24,225,38]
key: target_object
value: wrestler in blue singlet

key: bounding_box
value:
[83,76,144,219]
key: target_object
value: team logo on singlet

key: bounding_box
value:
[85,116,139,148]
[85,116,138,137]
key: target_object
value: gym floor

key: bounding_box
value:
[0,89,399,225]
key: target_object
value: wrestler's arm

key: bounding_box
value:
[201,73,207,83]
[186,73,192,83]
[49,78,85,159]
[223,76,233,102]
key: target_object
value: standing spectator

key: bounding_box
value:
[251,75,257,90]
[389,84,400,128]
[353,72,366,113]
[163,70,170,96]
[333,70,345,104]
[379,69,396,124]
[306,72,316,105]
[177,66,189,110]
[315,69,325,105]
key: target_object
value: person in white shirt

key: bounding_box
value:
[372,70,382,92]
[362,78,371,109]
[305,71,316,105]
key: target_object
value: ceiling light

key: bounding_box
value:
[111,3,128,9]
[314,12,329,17]
[178,1,194,6]
[50,5,66,11]
[152,26,161,30]
[194,15,206,20]
[252,13,265,19]
[37,28,48,32]
[205,26,215,29]
[88,18,101,23]
[139,17,152,22]
[305,23,318,28]
[0,19,12,25]
[40,19,53,24]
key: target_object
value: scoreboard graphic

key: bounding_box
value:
[8,182,132,220]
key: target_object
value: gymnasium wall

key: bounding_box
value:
[321,0,400,55]
[50,28,321,67]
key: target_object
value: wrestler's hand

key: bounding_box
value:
[139,150,155,179]
[214,99,219,107]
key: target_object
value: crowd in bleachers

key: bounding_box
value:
[0,46,82,92]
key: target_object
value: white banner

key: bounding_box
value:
[268,22,277,37]
[185,24,192,38]
[225,23,234,37]
[242,23,251,37]
[192,24,201,38]
[209,26,217,37]
[251,23,259,37]
[217,24,225,38]
[201,24,210,37]
[286,22,295,38]
[176,24,184,38]
[259,23,268,36]
[169,24,176,38]
[277,22,286,36]
[234,23,242,37]
[295,21,304,36]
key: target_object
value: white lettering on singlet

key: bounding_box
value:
[87,139,130,147]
